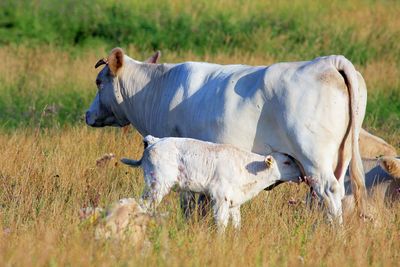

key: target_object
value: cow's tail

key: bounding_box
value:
[332,55,367,215]
[121,157,142,167]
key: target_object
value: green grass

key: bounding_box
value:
[366,90,400,129]
[0,85,89,129]
[0,127,399,266]
[1,0,400,64]
[0,1,399,130]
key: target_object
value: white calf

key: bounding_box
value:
[122,135,301,232]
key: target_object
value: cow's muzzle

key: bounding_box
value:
[85,111,100,127]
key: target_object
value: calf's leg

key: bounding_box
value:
[213,200,230,233]
[230,206,241,229]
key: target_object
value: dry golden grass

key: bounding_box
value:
[1,43,399,89]
[0,1,399,262]
[0,127,399,266]
[0,0,399,265]
[0,44,397,265]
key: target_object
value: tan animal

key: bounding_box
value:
[379,156,400,179]
[359,129,397,158]
[342,156,400,215]
[94,198,152,245]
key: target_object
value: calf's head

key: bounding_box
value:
[266,152,302,182]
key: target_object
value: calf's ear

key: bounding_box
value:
[108,47,125,76]
[379,157,400,180]
[264,155,274,168]
[145,50,161,64]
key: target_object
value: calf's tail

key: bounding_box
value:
[121,135,160,167]
[121,158,142,167]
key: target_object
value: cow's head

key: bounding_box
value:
[85,48,161,127]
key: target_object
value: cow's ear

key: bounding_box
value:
[145,50,161,64]
[379,157,400,180]
[265,155,274,168]
[108,47,124,76]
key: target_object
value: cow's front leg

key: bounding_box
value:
[311,174,343,224]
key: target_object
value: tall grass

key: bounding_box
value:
[0,0,399,266]
[0,1,399,130]
[0,128,399,266]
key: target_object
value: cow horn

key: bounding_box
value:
[95,58,108,69]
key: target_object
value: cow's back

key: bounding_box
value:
[145,58,354,161]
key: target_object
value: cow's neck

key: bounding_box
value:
[118,60,175,135]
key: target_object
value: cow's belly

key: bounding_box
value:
[221,108,295,156]
[168,94,270,154]
[176,97,292,156]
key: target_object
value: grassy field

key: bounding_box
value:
[0,0,399,266]
[0,128,399,266]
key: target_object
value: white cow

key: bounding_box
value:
[121,51,398,160]
[121,135,302,231]
[86,48,368,221]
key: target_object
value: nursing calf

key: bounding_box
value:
[121,135,301,232]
